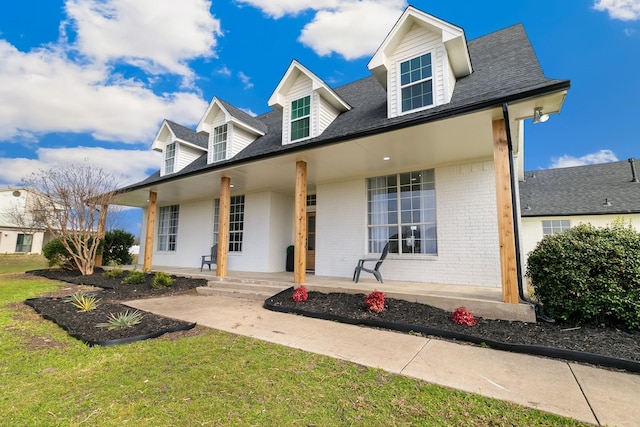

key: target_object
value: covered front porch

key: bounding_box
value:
[129,266,536,322]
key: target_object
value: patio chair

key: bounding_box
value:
[200,244,218,271]
[352,242,390,283]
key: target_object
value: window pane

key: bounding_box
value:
[367,169,436,255]
[157,205,179,251]
[291,117,310,141]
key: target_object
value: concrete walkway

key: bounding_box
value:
[126,293,640,426]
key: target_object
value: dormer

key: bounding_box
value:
[368,6,472,118]
[197,97,267,164]
[151,120,208,176]
[268,60,351,146]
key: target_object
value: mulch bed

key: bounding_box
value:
[23,269,640,371]
[26,269,207,346]
[265,288,640,369]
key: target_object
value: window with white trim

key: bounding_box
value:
[367,170,437,254]
[290,96,310,141]
[157,205,179,251]
[542,220,571,236]
[212,195,245,252]
[212,124,227,162]
[164,142,176,174]
[400,53,433,113]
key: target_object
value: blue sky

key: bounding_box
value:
[0,0,639,234]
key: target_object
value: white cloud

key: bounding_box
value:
[238,71,254,89]
[299,1,405,59]
[594,0,640,21]
[0,147,162,186]
[0,40,208,143]
[236,0,325,18]
[0,0,221,144]
[64,0,222,85]
[238,0,407,59]
[549,149,619,168]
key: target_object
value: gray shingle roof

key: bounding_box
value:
[165,120,209,149]
[119,24,569,193]
[519,160,640,217]
[217,99,268,135]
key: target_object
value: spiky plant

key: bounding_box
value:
[67,293,100,312]
[96,310,144,330]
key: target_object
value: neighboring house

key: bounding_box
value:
[0,187,53,254]
[112,6,570,306]
[519,159,640,257]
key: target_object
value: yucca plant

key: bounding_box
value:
[97,310,144,330]
[66,292,100,312]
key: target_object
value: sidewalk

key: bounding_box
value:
[126,293,640,426]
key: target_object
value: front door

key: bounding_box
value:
[306,212,316,271]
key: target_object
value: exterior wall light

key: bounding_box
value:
[532,107,549,124]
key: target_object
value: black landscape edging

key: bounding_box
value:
[263,287,640,373]
[24,297,197,347]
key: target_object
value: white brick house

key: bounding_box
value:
[112,6,570,305]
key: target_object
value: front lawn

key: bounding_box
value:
[0,275,590,426]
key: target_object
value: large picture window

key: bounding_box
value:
[367,170,437,255]
[164,142,176,174]
[290,96,310,141]
[212,124,227,162]
[157,205,179,251]
[400,53,433,113]
[212,195,245,252]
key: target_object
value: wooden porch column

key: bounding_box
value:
[294,161,307,284]
[492,119,519,304]
[143,191,157,271]
[94,204,108,267]
[216,176,231,277]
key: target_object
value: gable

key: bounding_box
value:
[268,60,350,146]
[368,6,472,118]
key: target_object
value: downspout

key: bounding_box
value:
[501,103,554,322]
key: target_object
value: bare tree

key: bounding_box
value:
[22,163,120,275]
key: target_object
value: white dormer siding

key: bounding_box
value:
[367,6,472,119]
[198,97,265,164]
[268,60,351,147]
[177,145,202,171]
[388,24,449,117]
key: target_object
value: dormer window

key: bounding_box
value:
[400,53,434,113]
[291,96,311,141]
[164,142,176,174]
[212,124,228,162]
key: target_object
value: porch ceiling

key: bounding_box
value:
[113,92,564,208]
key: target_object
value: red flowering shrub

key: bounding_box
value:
[365,290,386,313]
[292,286,308,302]
[452,306,477,326]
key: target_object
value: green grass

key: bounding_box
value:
[0,253,48,275]
[0,275,590,426]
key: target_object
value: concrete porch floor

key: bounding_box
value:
[130,265,536,322]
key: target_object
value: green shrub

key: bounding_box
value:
[526,220,640,330]
[152,272,174,289]
[104,267,125,279]
[102,229,135,266]
[122,269,147,285]
[42,239,74,270]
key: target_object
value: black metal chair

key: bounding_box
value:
[353,242,390,283]
[200,244,218,271]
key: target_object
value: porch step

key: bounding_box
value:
[196,276,290,301]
